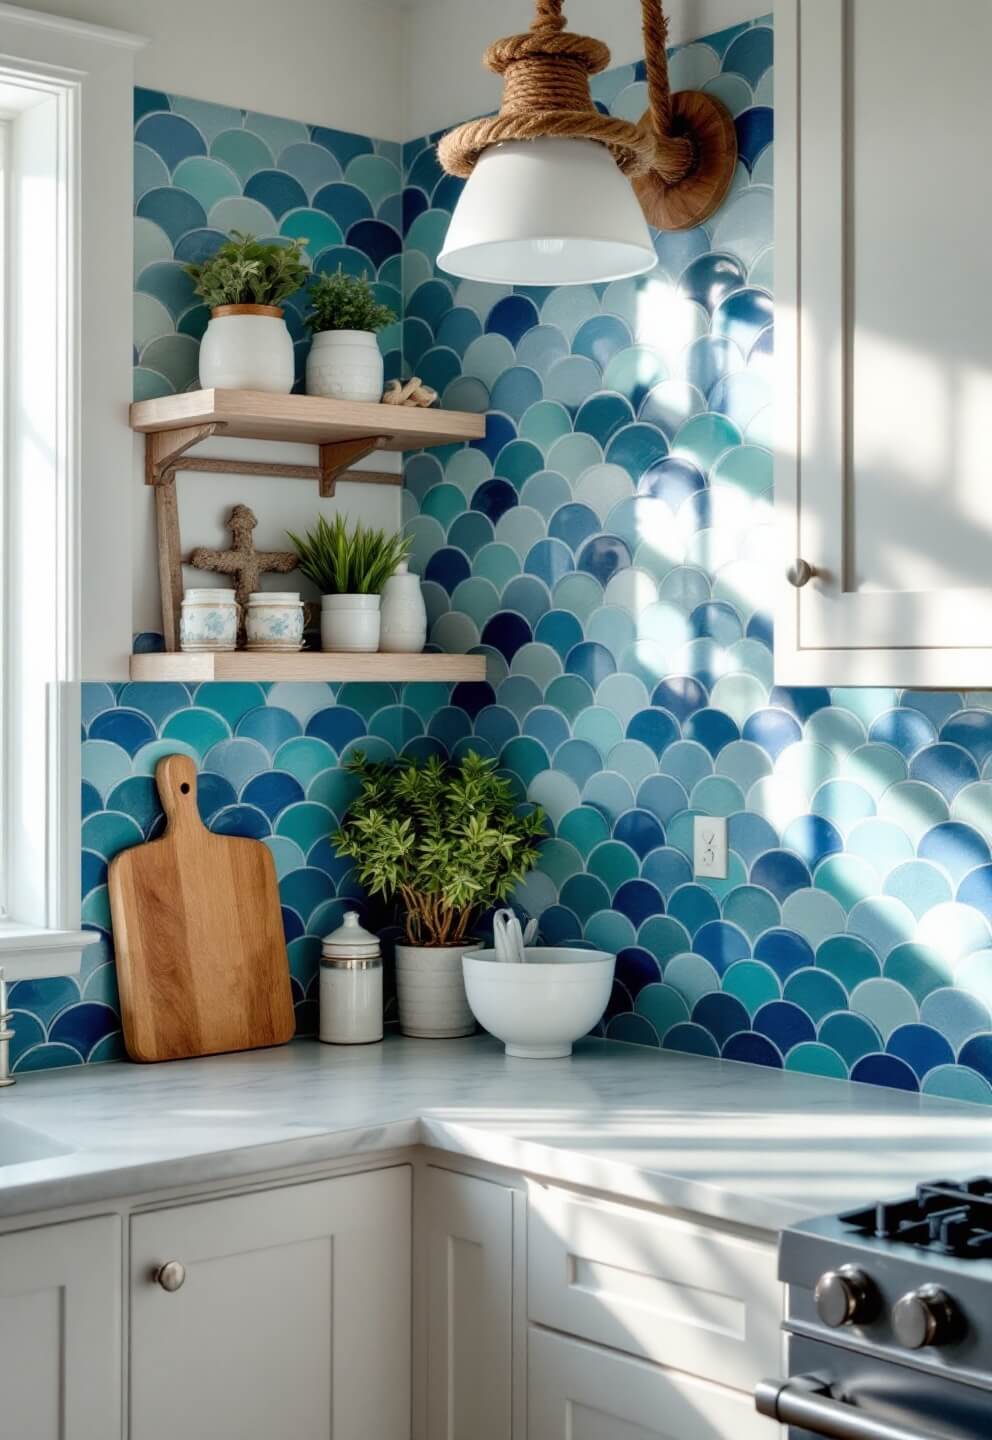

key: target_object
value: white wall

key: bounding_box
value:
[402,0,768,138]
[16,0,407,138]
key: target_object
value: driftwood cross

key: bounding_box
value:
[190,504,297,641]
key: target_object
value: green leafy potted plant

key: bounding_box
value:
[287,514,411,652]
[305,267,396,403]
[334,752,546,1037]
[185,231,309,393]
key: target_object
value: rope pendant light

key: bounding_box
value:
[436,0,738,285]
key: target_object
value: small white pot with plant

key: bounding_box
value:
[304,267,396,403]
[334,752,546,1038]
[186,231,309,393]
[288,514,411,653]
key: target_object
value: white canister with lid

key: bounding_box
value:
[245,591,305,650]
[179,588,239,651]
[320,912,383,1045]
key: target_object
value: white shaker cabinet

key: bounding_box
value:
[420,1166,515,1440]
[776,0,992,684]
[129,1166,411,1440]
[528,1328,778,1440]
[0,1215,122,1440]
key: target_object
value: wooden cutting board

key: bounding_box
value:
[108,753,295,1062]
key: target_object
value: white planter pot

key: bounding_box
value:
[321,593,380,652]
[198,305,295,393]
[306,330,384,403]
[395,942,476,1038]
[379,562,427,654]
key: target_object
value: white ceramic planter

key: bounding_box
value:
[321,593,380,652]
[306,330,383,403]
[462,947,615,1058]
[395,942,476,1038]
[198,305,295,393]
[379,562,428,654]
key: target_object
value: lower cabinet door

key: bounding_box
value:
[528,1327,779,1440]
[422,1166,514,1440]
[0,1215,122,1440]
[130,1167,411,1440]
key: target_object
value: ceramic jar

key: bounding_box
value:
[379,562,428,653]
[306,330,383,403]
[321,593,380,653]
[179,589,239,651]
[394,942,476,1038]
[320,912,383,1045]
[198,305,295,393]
[245,592,305,651]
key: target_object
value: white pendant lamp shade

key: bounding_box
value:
[437,137,657,286]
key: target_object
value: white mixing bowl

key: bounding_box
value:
[461,947,616,1058]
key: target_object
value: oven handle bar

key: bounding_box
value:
[755,1375,937,1440]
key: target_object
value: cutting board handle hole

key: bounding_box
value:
[180,782,190,794]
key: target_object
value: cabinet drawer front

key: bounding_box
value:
[528,1327,779,1440]
[130,1167,410,1440]
[528,1184,780,1391]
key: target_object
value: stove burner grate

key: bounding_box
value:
[839,1178,992,1257]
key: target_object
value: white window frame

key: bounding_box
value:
[0,5,143,980]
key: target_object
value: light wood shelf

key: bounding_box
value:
[130,388,486,452]
[128,651,488,683]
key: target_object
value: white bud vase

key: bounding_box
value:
[306,330,384,403]
[379,562,427,653]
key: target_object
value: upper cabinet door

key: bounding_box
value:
[776,0,992,685]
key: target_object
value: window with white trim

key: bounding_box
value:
[0,8,141,982]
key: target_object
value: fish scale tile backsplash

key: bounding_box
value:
[12,15,992,1105]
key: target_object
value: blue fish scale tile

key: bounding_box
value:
[9,19,986,1099]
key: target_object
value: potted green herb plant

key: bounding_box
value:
[305,267,396,402]
[335,752,546,1037]
[287,514,410,652]
[185,231,309,393]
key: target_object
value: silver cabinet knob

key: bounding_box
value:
[814,1266,878,1328]
[155,1261,186,1292]
[786,559,816,587]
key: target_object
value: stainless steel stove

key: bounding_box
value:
[755,1178,992,1439]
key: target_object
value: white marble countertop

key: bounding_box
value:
[1,1036,991,1232]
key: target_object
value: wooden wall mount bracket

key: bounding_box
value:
[145,424,221,485]
[633,91,738,232]
[318,436,390,498]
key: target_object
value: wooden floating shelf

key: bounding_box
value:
[130,388,486,451]
[129,389,486,654]
[128,651,488,683]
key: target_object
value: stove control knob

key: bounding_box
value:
[892,1285,963,1349]
[814,1266,879,1328]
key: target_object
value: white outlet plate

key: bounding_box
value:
[693,815,728,879]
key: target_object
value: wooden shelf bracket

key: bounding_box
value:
[145,424,221,485]
[318,436,390,497]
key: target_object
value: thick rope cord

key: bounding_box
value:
[437,0,694,185]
